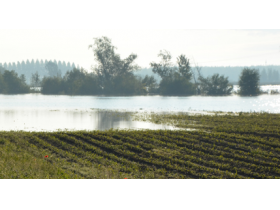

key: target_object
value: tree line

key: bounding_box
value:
[0,36,262,96]
[0,59,79,84]
[137,66,280,85]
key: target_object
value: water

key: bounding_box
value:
[1,85,280,131]
[0,108,177,131]
[233,85,280,94]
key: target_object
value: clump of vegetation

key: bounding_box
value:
[150,50,195,95]
[238,68,260,96]
[198,74,233,95]
[0,70,29,94]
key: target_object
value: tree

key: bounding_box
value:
[89,36,140,83]
[0,65,5,74]
[0,73,5,93]
[45,61,61,77]
[2,70,29,94]
[142,75,158,94]
[150,50,175,78]
[238,68,260,96]
[31,71,41,87]
[260,69,267,84]
[41,76,63,94]
[159,73,194,95]
[20,74,26,84]
[199,74,233,95]
[150,50,194,95]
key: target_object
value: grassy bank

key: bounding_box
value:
[1,112,280,179]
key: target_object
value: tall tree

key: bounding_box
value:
[150,50,175,79]
[71,63,76,70]
[21,61,26,73]
[31,71,41,87]
[35,59,40,72]
[3,62,8,70]
[17,61,21,72]
[12,62,16,71]
[238,68,260,96]
[31,59,35,73]
[66,62,71,70]
[8,62,12,70]
[150,50,194,95]
[89,36,140,83]
[45,61,61,77]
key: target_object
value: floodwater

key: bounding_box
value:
[1,85,280,131]
[0,108,178,132]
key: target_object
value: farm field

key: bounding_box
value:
[1,112,280,179]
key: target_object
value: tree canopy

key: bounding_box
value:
[45,61,61,77]
[0,70,29,94]
[150,50,194,95]
[199,74,233,95]
[89,36,140,83]
[238,68,260,96]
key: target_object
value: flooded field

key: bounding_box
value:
[1,87,280,131]
[0,108,178,131]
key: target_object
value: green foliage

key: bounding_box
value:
[31,71,41,87]
[104,74,146,95]
[199,74,233,95]
[63,68,101,95]
[0,70,30,94]
[177,54,192,80]
[41,76,64,94]
[238,68,260,95]
[0,65,5,74]
[150,51,194,95]
[150,50,175,78]
[141,75,158,94]
[89,36,140,83]
[159,73,195,95]
[45,61,61,77]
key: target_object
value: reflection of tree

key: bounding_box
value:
[95,111,131,130]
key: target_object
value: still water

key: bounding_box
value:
[0,109,177,131]
[1,86,280,131]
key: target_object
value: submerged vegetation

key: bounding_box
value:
[1,112,280,179]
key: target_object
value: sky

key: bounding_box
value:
[0,0,279,71]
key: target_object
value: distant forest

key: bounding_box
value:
[1,59,280,85]
[0,59,79,84]
[136,65,280,85]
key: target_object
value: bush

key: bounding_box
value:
[199,74,233,96]
[41,77,64,94]
[0,70,29,94]
[159,73,195,95]
[238,68,260,96]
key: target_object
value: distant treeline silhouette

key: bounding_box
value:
[0,59,79,84]
[136,66,280,84]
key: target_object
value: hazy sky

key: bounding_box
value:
[1,1,279,70]
[1,29,279,70]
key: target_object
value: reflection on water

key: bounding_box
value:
[0,109,177,132]
[1,86,280,131]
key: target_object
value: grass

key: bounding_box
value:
[1,111,280,179]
